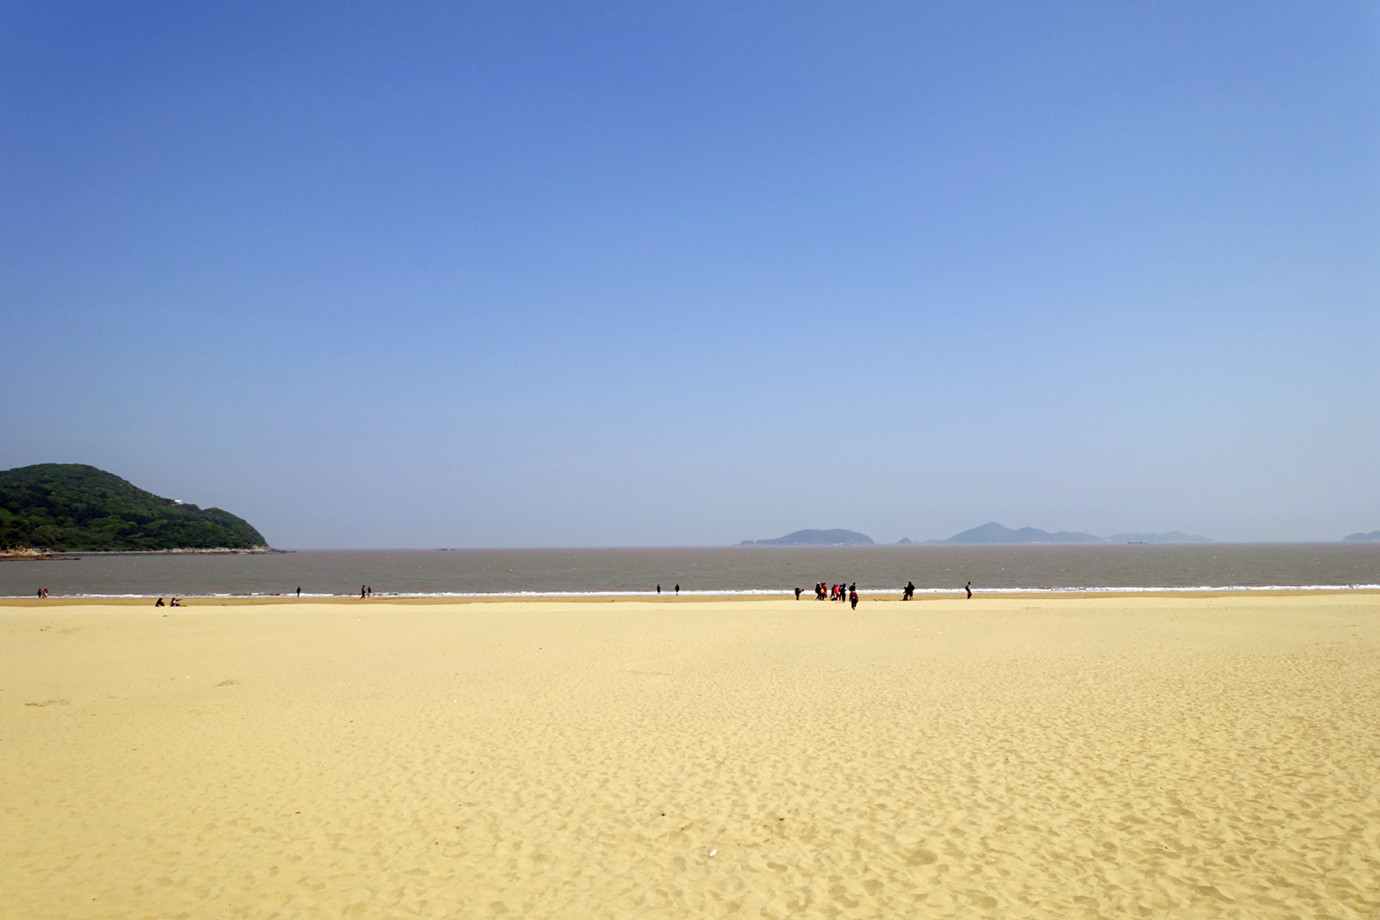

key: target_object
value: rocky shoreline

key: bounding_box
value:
[1,546,278,560]
[0,548,61,561]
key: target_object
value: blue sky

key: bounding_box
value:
[3,2,1376,547]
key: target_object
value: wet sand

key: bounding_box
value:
[2,593,1377,919]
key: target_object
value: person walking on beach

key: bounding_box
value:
[849,586,859,610]
[674,583,680,595]
[903,580,915,601]
[296,586,301,598]
[965,581,972,599]
[657,584,661,595]
[795,587,802,600]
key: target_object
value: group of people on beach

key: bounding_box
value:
[153,596,182,607]
[789,581,973,605]
[790,580,974,603]
[797,582,860,609]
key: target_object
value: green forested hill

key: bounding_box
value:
[0,464,268,551]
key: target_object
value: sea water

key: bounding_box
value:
[2,543,1377,598]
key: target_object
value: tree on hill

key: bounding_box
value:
[0,463,268,551]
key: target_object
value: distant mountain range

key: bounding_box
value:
[934,522,1214,545]
[745,523,1217,547]
[740,529,874,546]
[744,523,1380,547]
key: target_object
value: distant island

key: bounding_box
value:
[0,463,269,553]
[1344,531,1380,542]
[740,529,874,546]
[741,523,1215,547]
[937,522,1214,545]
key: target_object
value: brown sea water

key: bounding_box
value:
[2,543,1377,598]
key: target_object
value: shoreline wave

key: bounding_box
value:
[8,584,1379,600]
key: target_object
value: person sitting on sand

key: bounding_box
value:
[155,597,165,607]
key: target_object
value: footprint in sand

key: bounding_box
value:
[25,699,70,707]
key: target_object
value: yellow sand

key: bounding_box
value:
[2,593,1377,919]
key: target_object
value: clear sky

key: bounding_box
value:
[3,2,1377,548]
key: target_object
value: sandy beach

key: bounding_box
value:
[2,593,1377,919]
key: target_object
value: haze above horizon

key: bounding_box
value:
[3,2,1376,549]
